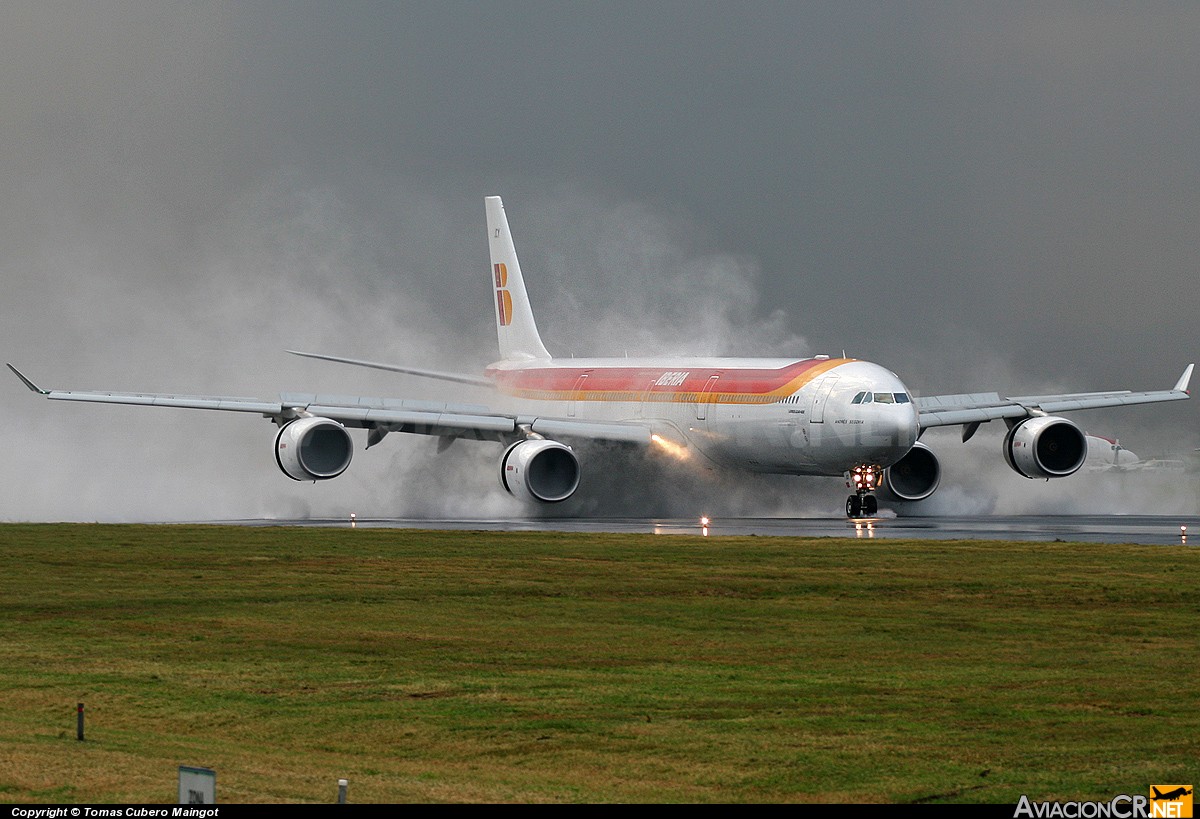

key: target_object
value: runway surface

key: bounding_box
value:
[218,514,1200,546]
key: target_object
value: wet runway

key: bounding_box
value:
[219,514,1200,546]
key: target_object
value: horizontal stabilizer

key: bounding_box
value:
[287,350,493,387]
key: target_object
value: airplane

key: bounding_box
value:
[1151,787,1192,801]
[7,196,1195,519]
[1084,434,1140,470]
[1084,433,1200,473]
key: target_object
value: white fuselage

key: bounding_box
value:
[486,356,920,477]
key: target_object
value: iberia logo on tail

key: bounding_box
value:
[494,263,512,326]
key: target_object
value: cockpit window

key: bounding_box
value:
[853,391,910,406]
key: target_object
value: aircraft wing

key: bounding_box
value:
[916,364,1193,434]
[6,364,652,446]
[280,392,651,445]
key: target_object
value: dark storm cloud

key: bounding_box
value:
[2,2,1197,520]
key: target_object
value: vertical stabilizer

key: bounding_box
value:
[486,196,552,361]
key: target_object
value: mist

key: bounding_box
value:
[2,3,1197,521]
[904,426,1200,518]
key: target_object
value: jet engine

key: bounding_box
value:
[275,417,354,481]
[879,441,941,502]
[500,439,580,503]
[1003,416,1087,479]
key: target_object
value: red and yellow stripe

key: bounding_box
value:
[487,358,850,405]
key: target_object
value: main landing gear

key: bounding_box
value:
[846,464,883,519]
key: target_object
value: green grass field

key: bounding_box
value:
[0,523,1195,803]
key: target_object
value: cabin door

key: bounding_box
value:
[809,376,839,424]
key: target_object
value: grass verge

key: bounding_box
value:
[0,523,1195,803]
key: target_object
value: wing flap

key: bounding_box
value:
[916,404,1028,427]
[307,405,518,437]
[279,392,492,415]
[529,418,652,445]
[1034,390,1190,413]
[287,350,494,387]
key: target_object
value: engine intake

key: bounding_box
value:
[500,439,580,503]
[275,417,353,481]
[879,441,941,502]
[1003,416,1087,479]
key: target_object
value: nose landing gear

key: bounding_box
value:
[846,494,878,518]
[846,464,882,519]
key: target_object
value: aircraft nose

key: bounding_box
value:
[901,402,920,448]
[866,400,920,464]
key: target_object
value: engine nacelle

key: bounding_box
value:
[275,417,353,481]
[879,441,941,502]
[1003,416,1087,479]
[500,439,580,503]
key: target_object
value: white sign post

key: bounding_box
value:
[178,766,216,804]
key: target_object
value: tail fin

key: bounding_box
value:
[485,196,551,361]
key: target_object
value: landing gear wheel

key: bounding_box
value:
[846,494,878,519]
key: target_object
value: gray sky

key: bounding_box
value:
[3,2,1197,520]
